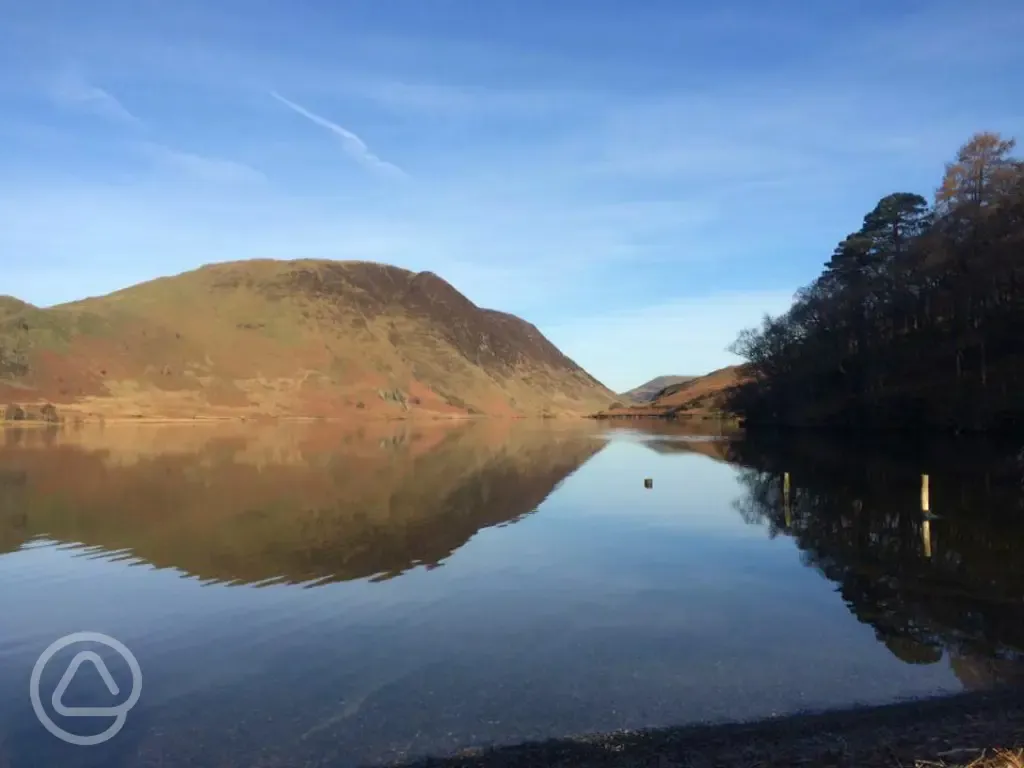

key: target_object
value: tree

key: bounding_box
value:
[935,132,1019,214]
[724,131,1024,432]
[861,193,932,260]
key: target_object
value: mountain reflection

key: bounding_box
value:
[0,420,606,587]
[726,435,1024,688]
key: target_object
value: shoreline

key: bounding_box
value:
[0,412,601,429]
[0,415,483,426]
[395,687,1024,768]
[589,411,1024,438]
[0,413,548,427]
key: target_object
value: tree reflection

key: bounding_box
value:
[729,435,1024,687]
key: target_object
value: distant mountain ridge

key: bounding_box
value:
[619,375,696,403]
[0,259,615,420]
[597,365,749,419]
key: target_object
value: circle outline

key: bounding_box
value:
[29,632,142,747]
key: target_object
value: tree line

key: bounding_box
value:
[727,132,1024,432]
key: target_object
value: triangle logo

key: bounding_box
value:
[30,631,143,747]
[51,651,121,717]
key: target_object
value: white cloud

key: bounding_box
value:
[309,76,607,120]
[542,290,797,392]
[138,143,267,185]
[49,71,139,124]
[269,91,407,178]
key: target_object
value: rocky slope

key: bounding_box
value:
[0,260,614,419]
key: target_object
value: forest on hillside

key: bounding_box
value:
[727,132,1024,432]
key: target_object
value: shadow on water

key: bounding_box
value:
[721,433,1024,688]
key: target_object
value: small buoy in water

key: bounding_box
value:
[644,478,653,489]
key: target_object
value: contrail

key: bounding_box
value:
[270,91,406,178]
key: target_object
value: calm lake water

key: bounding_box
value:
[1,420,1022,767]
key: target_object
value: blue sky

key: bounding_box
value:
[2,1,1023,391]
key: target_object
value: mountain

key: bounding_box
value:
[0,260,614,420]
[618,375,695,403]
[647,366,747,409]
[594,365,748,419]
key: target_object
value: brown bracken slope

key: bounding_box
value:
[0,260,614,420]
[594,365,749,419]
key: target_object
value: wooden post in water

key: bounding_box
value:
[921,473,932,559]
[783,471,792,528]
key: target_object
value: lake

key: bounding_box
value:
[1,420,1022,767]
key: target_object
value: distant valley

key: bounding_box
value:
[598,365,748,420]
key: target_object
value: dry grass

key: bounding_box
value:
[918,748,1024,768]
[0,259,614,418]
[651,364,748,409]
